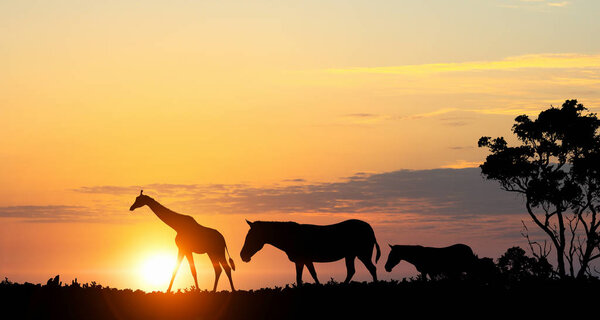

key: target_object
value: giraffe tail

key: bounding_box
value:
[225,243,236,271]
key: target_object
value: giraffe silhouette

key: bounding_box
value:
[130,190,235,292]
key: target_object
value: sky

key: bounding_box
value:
[1,0,600,291]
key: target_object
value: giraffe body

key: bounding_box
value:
[175,226,225,254]
[130,191,235,292]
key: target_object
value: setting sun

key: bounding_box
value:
[139,253,176,291]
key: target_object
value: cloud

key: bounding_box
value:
[77,168,525,216]
[449,146,475,150]
[339,113,389,125]
[439,117,473,127]
[0,205,96,223]
[396,108,460,120]
[440,160,481,169]
[75,185,142,195]
[378,105,542,126]
[282,178,307,183]
[327,53,600,75]
[6,168,526,223]
[310,53,600,121]
[547,1,570,7]
[345,113,378,118]
[404,104,553,119]
[74,183,203,196]
[499,0,570,10]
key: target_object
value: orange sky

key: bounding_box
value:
[2,0,600,291]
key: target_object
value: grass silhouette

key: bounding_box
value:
[1,276,598,319]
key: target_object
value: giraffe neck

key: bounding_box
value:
[145,198,194,232]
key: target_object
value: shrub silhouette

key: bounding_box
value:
[1,274,598,319]
[1,246,596,319]
[498,247,554,281]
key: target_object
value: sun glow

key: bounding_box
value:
[139,253,176,292]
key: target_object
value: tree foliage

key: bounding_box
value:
[498,246,553,281]
[479,100,600,278]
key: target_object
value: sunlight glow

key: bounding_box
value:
[139,253,176,291]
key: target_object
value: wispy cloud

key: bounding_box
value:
[339,113,389,124]
[449,146,475,150]
[390,105,544,123]
[500,0,571,9]
[547,1,570,7]
[282,178,307,183]
[74,183,212,196]
[441,160,481,169]
[327,53,600,75]
[0,205,95,223]
[339,109,480,126]
[76,168,524,216]
[5,168,526,223]
[396,108,460,120]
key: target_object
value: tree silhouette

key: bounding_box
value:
[498,247,553,281]
[479,100,600,279]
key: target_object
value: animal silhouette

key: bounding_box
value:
[130,190,235,292]
[384,244,477,280]
[240,219,380,285]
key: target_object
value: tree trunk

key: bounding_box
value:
[576,238,595,279]
[556,244,566,278]
[526,201,568,278]
[556,210,567,278]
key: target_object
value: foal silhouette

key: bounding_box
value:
[240,219,380,285]
[385,244,477,280]
[130,190,235,292]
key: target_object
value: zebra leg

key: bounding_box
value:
[305,262,320,285]
[358,255,378,282]
[295,262,304,286]
[344,256,356,284]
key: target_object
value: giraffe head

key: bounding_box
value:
[130,190,150,211]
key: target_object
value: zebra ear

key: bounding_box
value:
[246,219,253,227]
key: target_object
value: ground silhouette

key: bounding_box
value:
[240,219,380,285]
[2,276,598,319]
[385,244,478,280]
[130,190,235,292]
[2,246,597,319]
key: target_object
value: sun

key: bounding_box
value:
[139,252,176,291]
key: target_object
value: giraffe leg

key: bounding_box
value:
[167,250,184,293]
[219,255,235,292]
[209,254,222,292]
[186,253,199,291]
